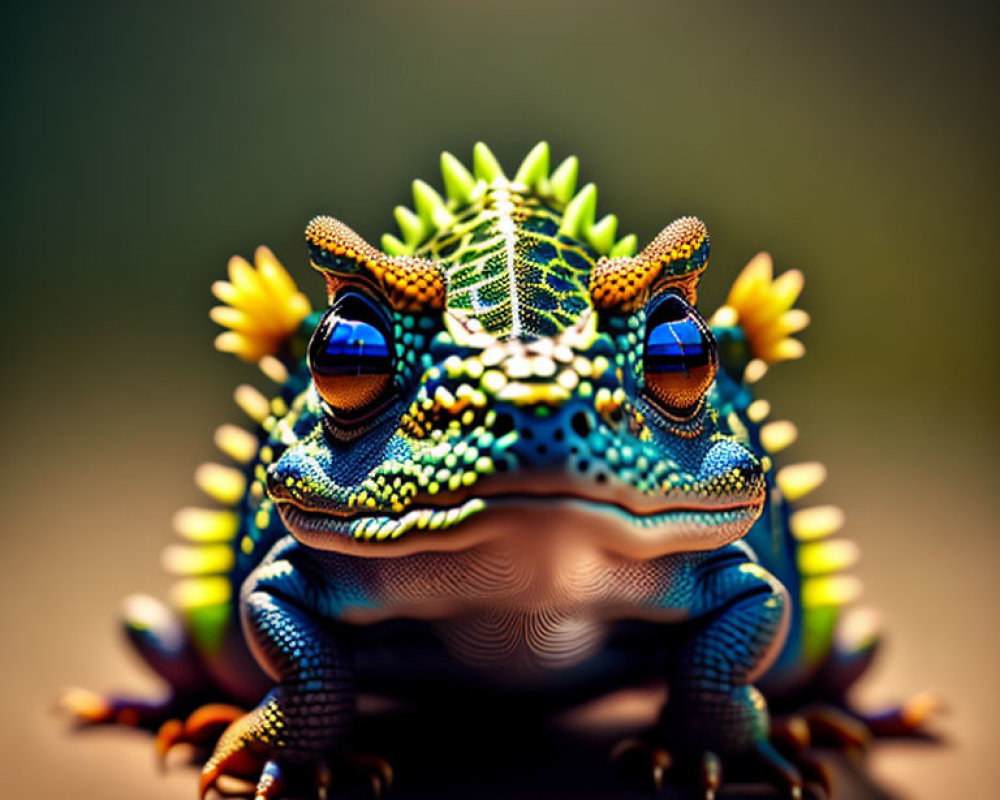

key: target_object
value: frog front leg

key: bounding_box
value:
[200,536,359,800]
[623,546,800,797]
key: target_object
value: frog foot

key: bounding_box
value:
[611,735,830,799]
[771,691,943,763]
[198,711,392,800]
[772,705,872,756]
[155,703,247,767]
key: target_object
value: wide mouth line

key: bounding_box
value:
[277,490,763,523]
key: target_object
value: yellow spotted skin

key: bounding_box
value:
[76,143,889,800]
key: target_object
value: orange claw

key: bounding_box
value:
[155,703,246,769]
[58,687,113,725]
[154,718,184,767]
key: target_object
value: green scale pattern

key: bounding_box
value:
[418,191,597,340]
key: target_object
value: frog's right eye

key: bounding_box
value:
[308,291,394,421]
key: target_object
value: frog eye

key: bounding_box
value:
[308,292,394,420]
[644,293,717,417]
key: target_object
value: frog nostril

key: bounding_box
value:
[493,412,516,437]
[571,410,593,438]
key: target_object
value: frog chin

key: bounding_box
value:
[276,487,764,561]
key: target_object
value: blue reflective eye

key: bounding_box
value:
[318,318,391,375]
[308,292,394,415]
[646,316,710,374]
[644,294,717,414]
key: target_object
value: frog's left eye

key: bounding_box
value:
[643,293,717,417]
[308,292,394,420]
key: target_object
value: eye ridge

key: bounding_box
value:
[643,293,718,417]
[308,291,396,422]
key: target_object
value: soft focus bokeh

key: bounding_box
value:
[2,1,996,797]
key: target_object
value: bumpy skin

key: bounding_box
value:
[73,143,882,797]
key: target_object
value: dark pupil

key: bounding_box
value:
[646,300,710,375]
[312,317,390,376]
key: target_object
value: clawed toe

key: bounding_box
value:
[610,736,673,791]
[157,703,246,767]
[611,735,823,799]
[342,752,394,799]
[611,739,724,799]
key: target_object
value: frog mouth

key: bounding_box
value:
[276,483,764,559]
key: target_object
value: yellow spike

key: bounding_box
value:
[797,538,860,576]
[801,575,863,608]
[760,337,806,363]
[781,308,811,335]
[559,182,597,237]
[194,463,247,505]
[172,507,240,543]
[548,156,579,204]
[776,461,827,501]
[214,331,267,362]
[587,214,618,253]
[258,355,289,385]
[746,399,771,423]
[608,234,638,257]
[513,141,550,187]
[170,576,232,610]
[727,252,773,310]
[760,420,798,453]
[743,358,768,384]
[234,384,270,423]
[472,141,506,182]
[412,179,455,229]
[209,306,256,334]
[254,245,299,299]
[790,505,845,541]
[394,205,426,247]
[161,544,235,576]
[214,424,258,464]
[381,232,410,256]
[226,256,269,308]
[766,268,805,315]
[752,310,812,352]
[835,606,881,652]
[710,305,739,328]
[440,151,477,204]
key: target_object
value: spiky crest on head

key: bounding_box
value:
[381,141,640,259]
[305,216,445,311]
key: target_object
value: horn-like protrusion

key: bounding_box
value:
[473,141,506,182]
[591,216,709,311]
[587,214,618,253]
[559,183,597,238]
[549,156,579,204]
[305,216,445,311]
[440,151,478,205]
[513,141,550,188]
[393,205,426,248]
[412,179,455,230]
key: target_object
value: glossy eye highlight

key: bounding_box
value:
[308,292,394,419]
[644,294,717,416]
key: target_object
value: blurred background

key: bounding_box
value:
[2,1,996,797]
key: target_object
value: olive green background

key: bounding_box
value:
[2,1,997,797]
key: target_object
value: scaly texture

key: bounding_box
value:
[65,143,925,800]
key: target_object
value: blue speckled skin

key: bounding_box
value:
[84,150,879,798]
